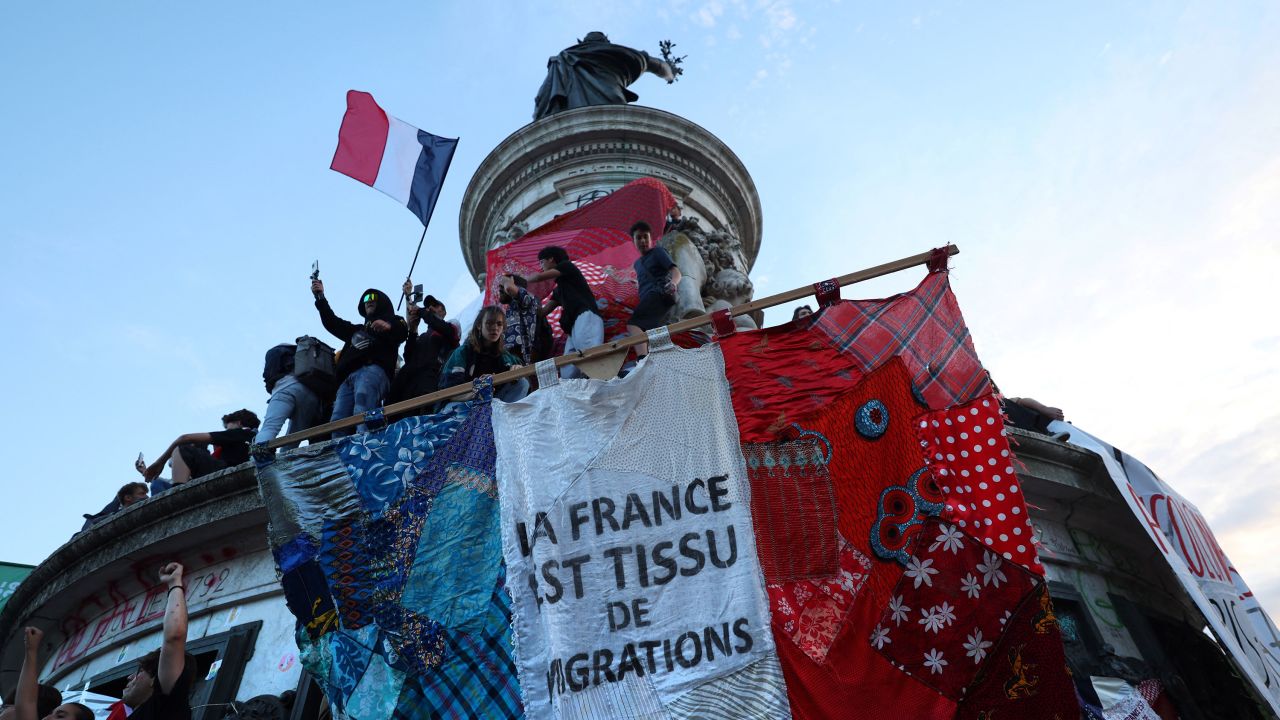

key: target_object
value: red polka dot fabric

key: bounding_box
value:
[915,393,1044,575]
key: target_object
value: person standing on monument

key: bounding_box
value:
[625,220,681,365]
[310,280,407,434]
[530,246,603,379]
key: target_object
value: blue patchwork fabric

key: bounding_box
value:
[256,386,524,718]
[337,401,471,516]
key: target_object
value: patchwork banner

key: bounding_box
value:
[492,329,789,720]
[720,269,1078,720]
[255,387,523,719]
[1049,420,1280,716]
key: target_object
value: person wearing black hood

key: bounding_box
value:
[311,279,407,435]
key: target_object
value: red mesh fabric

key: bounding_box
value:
[872,520,1038,699]
[916,394,1045,574]
[516,177,675,241]
[813,271,992,410]
[742,434,840,581]
[954,585,1079,719]
[483,176,675,304]
[720,315,864,443]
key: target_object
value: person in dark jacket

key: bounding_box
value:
[388,279,460,407]
[79,482,149,532]
[440,306,530,403]
[310,279,407,435]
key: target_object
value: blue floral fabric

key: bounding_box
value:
[255,386,524,718]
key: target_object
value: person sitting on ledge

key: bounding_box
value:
[8,626,93,720]
[80,481,149,531]
[440,306,529,403]
[141,409,260,488]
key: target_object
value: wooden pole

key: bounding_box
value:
[270,245,958,448]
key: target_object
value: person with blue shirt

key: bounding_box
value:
[626,220,681,362]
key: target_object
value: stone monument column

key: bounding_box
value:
[458,104,763,328]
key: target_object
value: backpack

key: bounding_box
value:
[263,344,296,393]
[294,335,337,399]
[532,313,555,362]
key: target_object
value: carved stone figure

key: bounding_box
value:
[534,32,676,120]
[660,216,757,330]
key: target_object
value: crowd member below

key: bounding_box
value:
[8,627,92,720]
[498,273,542,366]
[112,563,194,719]
[311,280,407,435]
[80,482,149,531]
[530,245,602,379]
[440,306,529,403]
[141,409,260,488]
[256,343,323,449]
[792,305,813,320]
[387,279,459,407]
[625,220,681,363]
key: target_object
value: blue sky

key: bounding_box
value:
[3,1,1278,621]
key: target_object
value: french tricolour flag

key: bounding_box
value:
[330,90,458,227]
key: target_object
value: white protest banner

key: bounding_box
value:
[493,330,789,720]
[1050,420,1280,715]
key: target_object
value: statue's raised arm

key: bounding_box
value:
[533,32,679,120]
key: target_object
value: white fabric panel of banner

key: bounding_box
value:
[494,328,790,720]
[1051,420,1280,716]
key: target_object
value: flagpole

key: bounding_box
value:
[397,224,430,311]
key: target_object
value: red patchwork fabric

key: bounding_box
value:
[814,271,991,410]
[916,393,1045,574]
[768,539,871,663]
[720,317,864,442]
[760,360,956,718]
[872,520,1038,699]
[955,585,1079,720]
[743,433,840,581]
[776,600,958,720]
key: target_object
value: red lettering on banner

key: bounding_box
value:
[1133,487,1169,553]
[1190,511,1232,582]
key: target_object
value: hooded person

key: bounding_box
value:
[310,280,408,435]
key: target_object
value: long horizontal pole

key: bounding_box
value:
[270,245,958,448]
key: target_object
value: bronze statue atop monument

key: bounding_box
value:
[533,32,683,120]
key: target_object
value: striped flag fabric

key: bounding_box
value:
[330,90,457,227]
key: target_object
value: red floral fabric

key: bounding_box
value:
[768,539,871,663]
[916,393,1044,574]
[872,519,1038,699]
